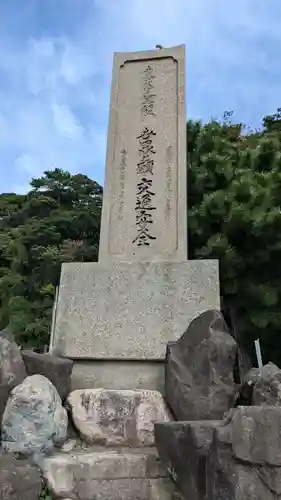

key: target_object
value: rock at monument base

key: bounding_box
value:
[0,326,15,343]
[0,381,15,429]
[230,405,281,464]
[155,407,281,500]
[155,420,220,500]
[252,362,281,406]
[1,374,68,455]
[243,366,261,385]
[67,389,170,447]
[0,336,26,386]
[43,448,182,500]
[207,406,281,500]
[43,448,167,490]
[22,350,73,401]
[48,477,179,500]
[0,337,27,428]
[235,367,261,405]
[165,309,237,421]
[0,452,42,500]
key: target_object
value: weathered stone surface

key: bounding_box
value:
[70,359,165,393]
[0,452,42,500]
[155,407,281,500]
[165,309,237,420]
[22,350,73,400]
[52,260,220,360]
[67,389,170,446]
[43,448,167,483]
[236,345,253,382]
[99,45,186,263]
[244,366,261,384]
[0,326,15,342]
[0,381,15,429]
[232,405,281,465]
[208,456,273,500]
[252,362,281,406]
[43,448,181,500]
[60,438,78,453]
[235,367,261,406]
[155,420,220,500]
[0,336,26,386]
[50,477,180,500]
[1,374,68,455]
[207,406,281,500]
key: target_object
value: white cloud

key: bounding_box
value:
[15,153,43,176]
[0,32,108,190]
[51,102,83,139]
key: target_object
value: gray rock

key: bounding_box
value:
[253,362,281,406]
[52,477,180,500]
[236,345,253,382]
[67,389,170,446]
[0,452,42,500]
[22,350,73,401]
[155,420,220,500]
[165,309,237,420]
[235,367,261,406]
[60,438,78,453]
[155,407,281,500]
[0,336,26,386]
[207,406,281,500]
[43,448,182,500]
[0,326,15,343]
[244,367,261,385]
[231,405,281,465]
[1,374,68,455]
[0,381,15,428]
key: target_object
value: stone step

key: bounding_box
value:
[43,447,183,500]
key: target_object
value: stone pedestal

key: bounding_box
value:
[70,360,165,393]
[51,260,219,391]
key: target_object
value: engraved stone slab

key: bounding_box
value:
[99,45,187,263]
[52,260,220,360]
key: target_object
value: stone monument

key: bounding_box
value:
[50,45,220,392]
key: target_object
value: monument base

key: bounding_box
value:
[71,360,165,393]
[51,259,220,364]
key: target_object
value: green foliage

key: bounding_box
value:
[0,168,102,349]
[187,109,281,364]
[39,485,52,500]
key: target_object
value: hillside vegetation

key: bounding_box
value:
[0,170,102,348]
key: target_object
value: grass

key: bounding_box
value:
[39,485,52,500]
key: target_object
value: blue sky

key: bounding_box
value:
[1,0,281,193]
